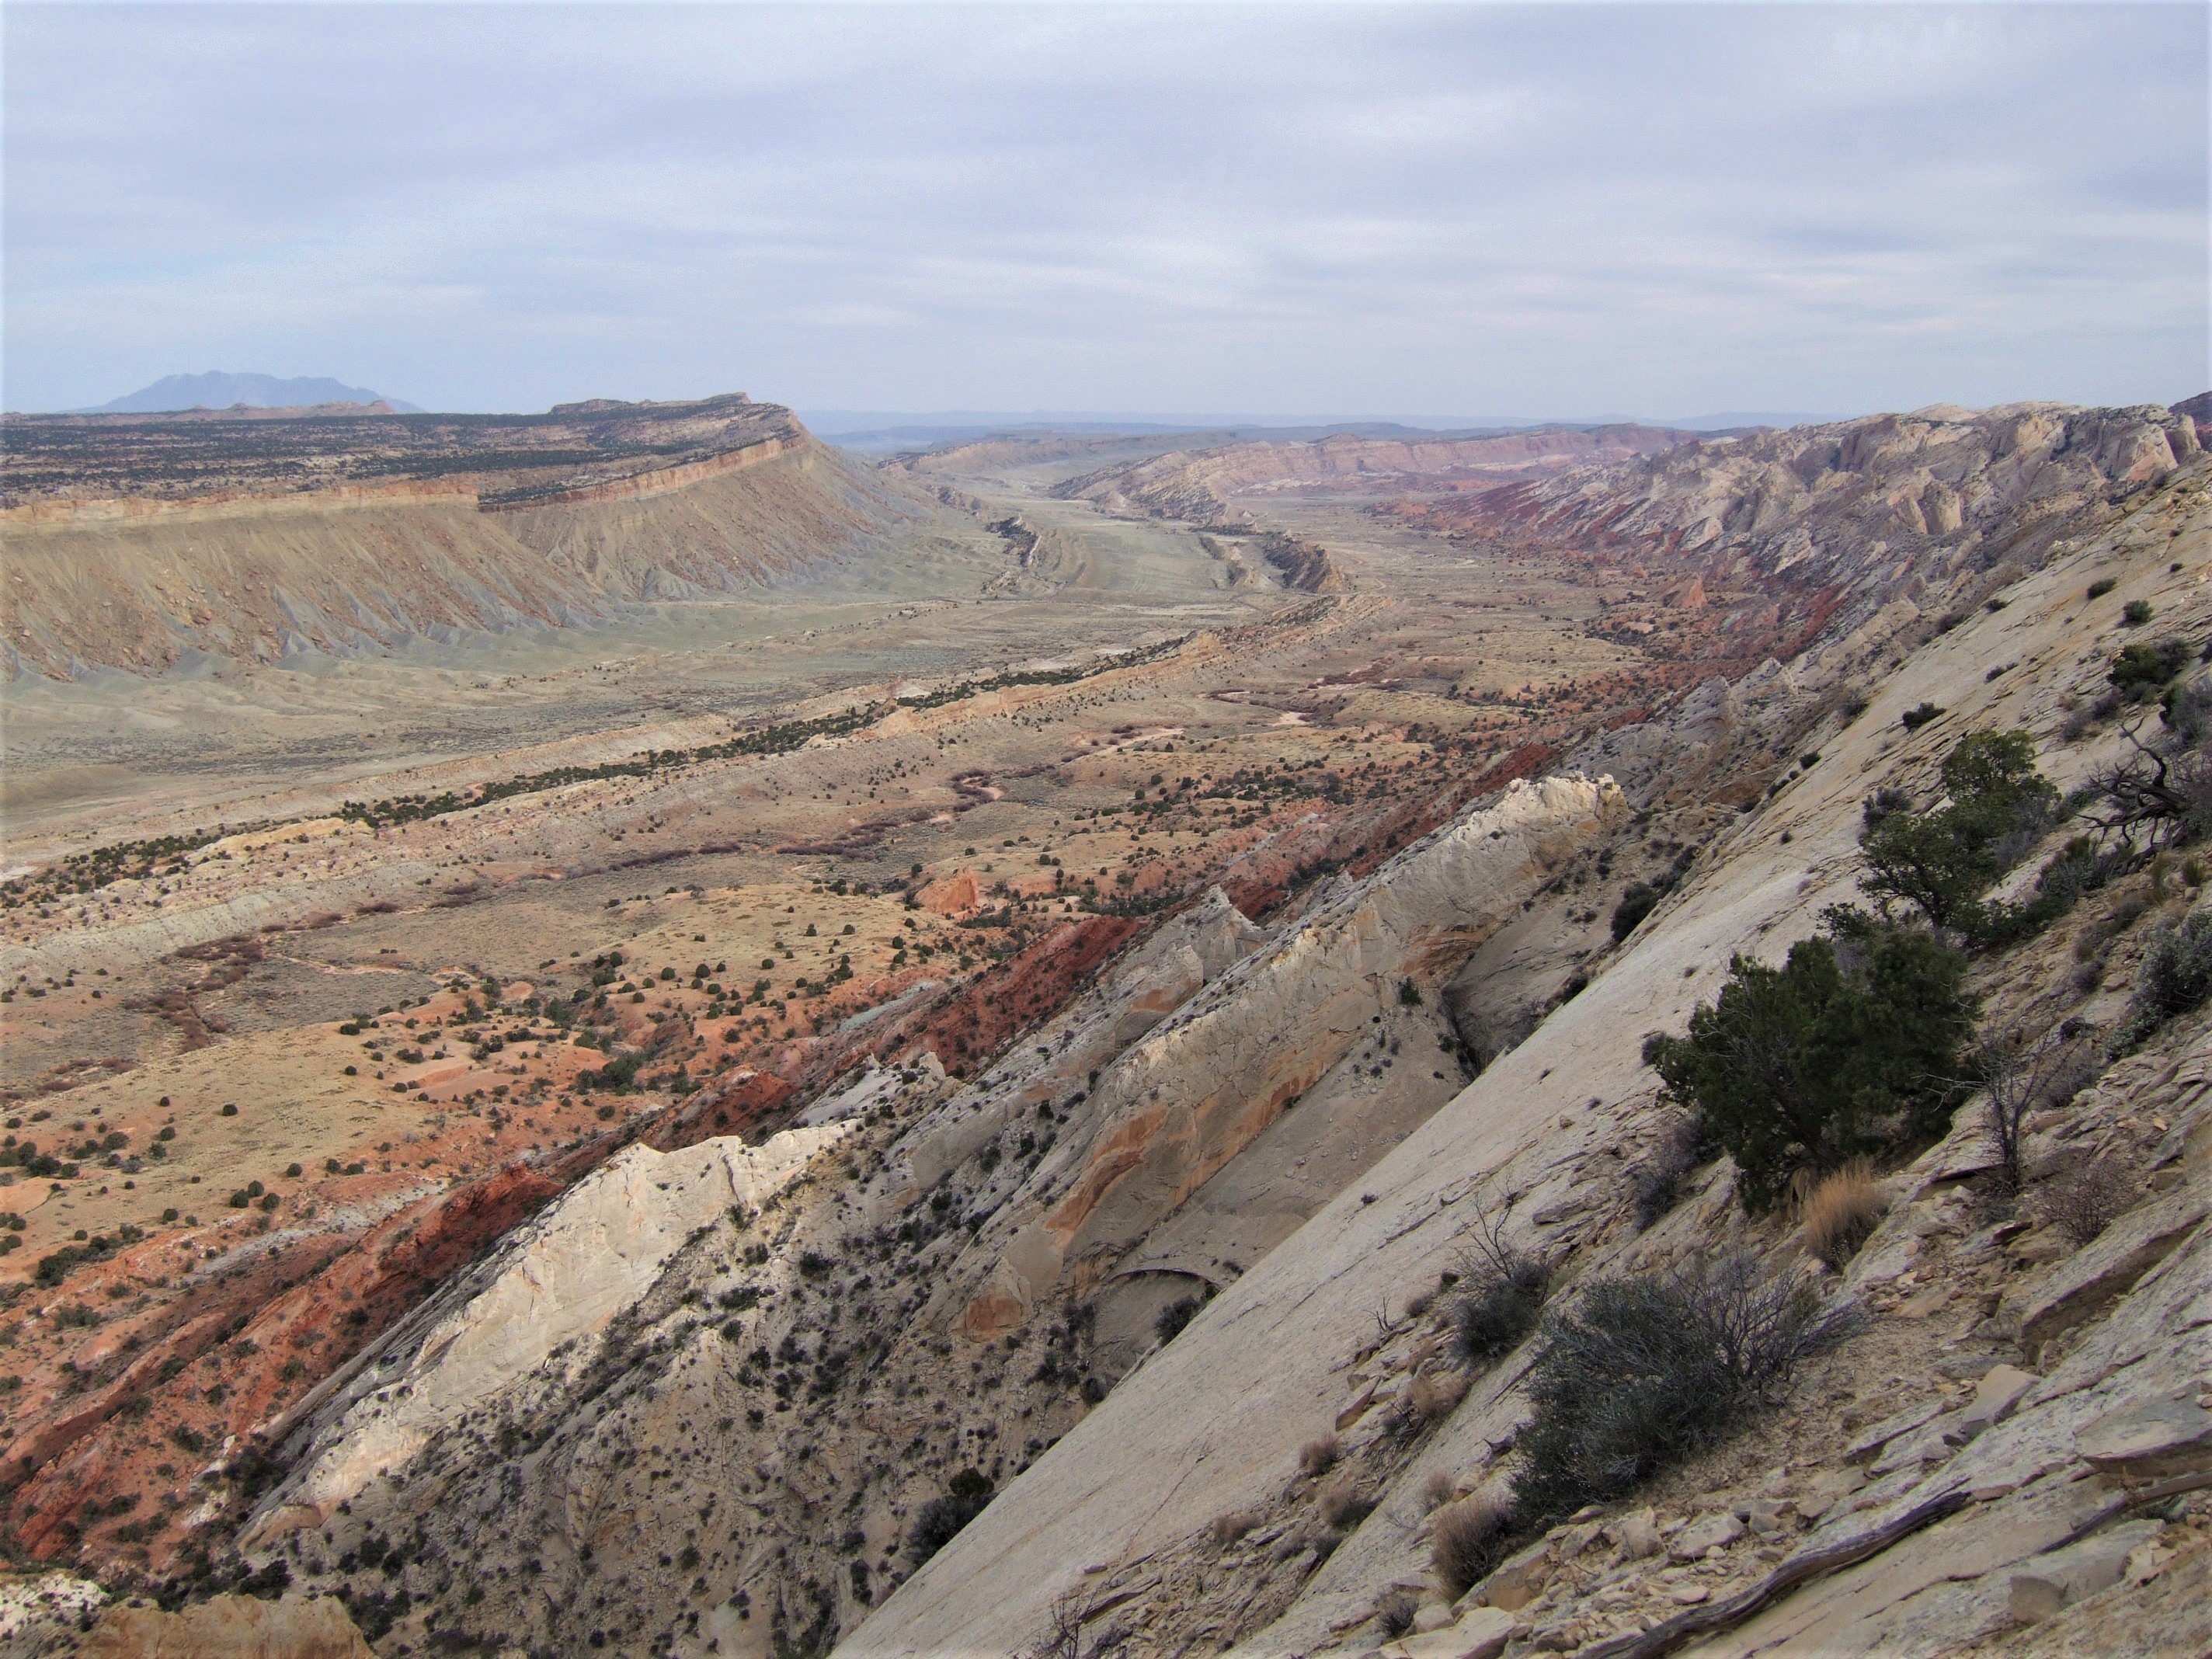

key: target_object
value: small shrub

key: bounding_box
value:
[1374,1588,1418,1640]
[1801,1161,1886,1271]
[1299,1435,1341,1476]
[906,1468,993,1565]
[2112,909,2212,1054]
[2163,677,2212,746]
[2038,1160,2130,1246]
[1429,1491,1512,1599]
[1630,1111,1711,1230]
[2123,599,2155,627]
[1403,1369,1469,1428]
[1512,1252,1854,1527]
[1645,917,1974,1211]
[2109,638,2189,701]
[1451,1240,1550,1369]
[1901,702,1944,732]
[1207,1510,1259,1546]
[1421,1469,1457,1511]
[1315,1472,1372,1530]
[1862,786,1913,826]
[2085,578,2117,600]
[1611,882,1662,943]
[1155,1295,1203,1345]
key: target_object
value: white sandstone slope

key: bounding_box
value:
[836,447,2210,1657]
[248,1125,847,1536]
[944,774,1626,1344]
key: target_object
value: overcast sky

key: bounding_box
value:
[5,2,2205,420]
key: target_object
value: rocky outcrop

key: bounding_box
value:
[249,1126,850,1538]
[947,774,1624,1340]
[77,1593,374,1657]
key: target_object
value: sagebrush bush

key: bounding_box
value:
[1429,1492,1512,1599]
[1299,1435,1341,1476]
[1645,916,1974,1211]
[1402,1369,1470,1431]
[1630,1111,1713,1231]
[1154,1295,1203,1345]
[1374,1589,1418,1639]
[1611,882,1661,943]
[1511,1252,1853,1528]
[1452,1254,1551,1367]
[2111,909,2212,1053]
[1801,1161,1885,1271]
[1207,1510,1259,1546]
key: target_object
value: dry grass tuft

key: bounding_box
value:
[1406,1370,1470,1428]
[1421,1469,1458,1511]
[1315,1471,1372,1530]
[1802,1160,1886,1271]
[1207,1509,1260,1546]
[1373,1589,1418,1639]
[1299,1435,1341,1477]
[1430,1490,1512,1599]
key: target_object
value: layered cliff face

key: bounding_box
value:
[0,398,941,677]
[1050,426,1696,526]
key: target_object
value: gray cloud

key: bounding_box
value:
[5,2,2204,417]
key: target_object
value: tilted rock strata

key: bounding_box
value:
[836,448,2210,1659]
[251,1125,850,1535]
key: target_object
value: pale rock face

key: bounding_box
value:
[0,1572,108,1652]
[2005,1520,2166,1624]
[77,1594,377,1659]
[836,458,2212,1659]
[2073,1396,2212,1478]
[949,774,1624,1338]
[257,1125,847,1527]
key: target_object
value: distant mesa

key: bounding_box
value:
[82,370,423,415]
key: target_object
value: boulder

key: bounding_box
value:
[1670,1511,1745,1560]
[2016,1186,2210,1353]
[1846,1394,1946,1462]
[1400,1605,1516,1659]
[2074,1396,2212,1479]
[1955,1364,2038,1436]
[1471,1540,1551,1612]
[2005,1521,2165,1623]
[1617,1508,1661,1560]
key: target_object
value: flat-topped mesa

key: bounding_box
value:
[0,394,939,676]
[0,390,795,513]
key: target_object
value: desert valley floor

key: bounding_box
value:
[0,396,2208,1659]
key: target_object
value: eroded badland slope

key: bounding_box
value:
[0,398,941,678]
[2,398,2207,1658]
